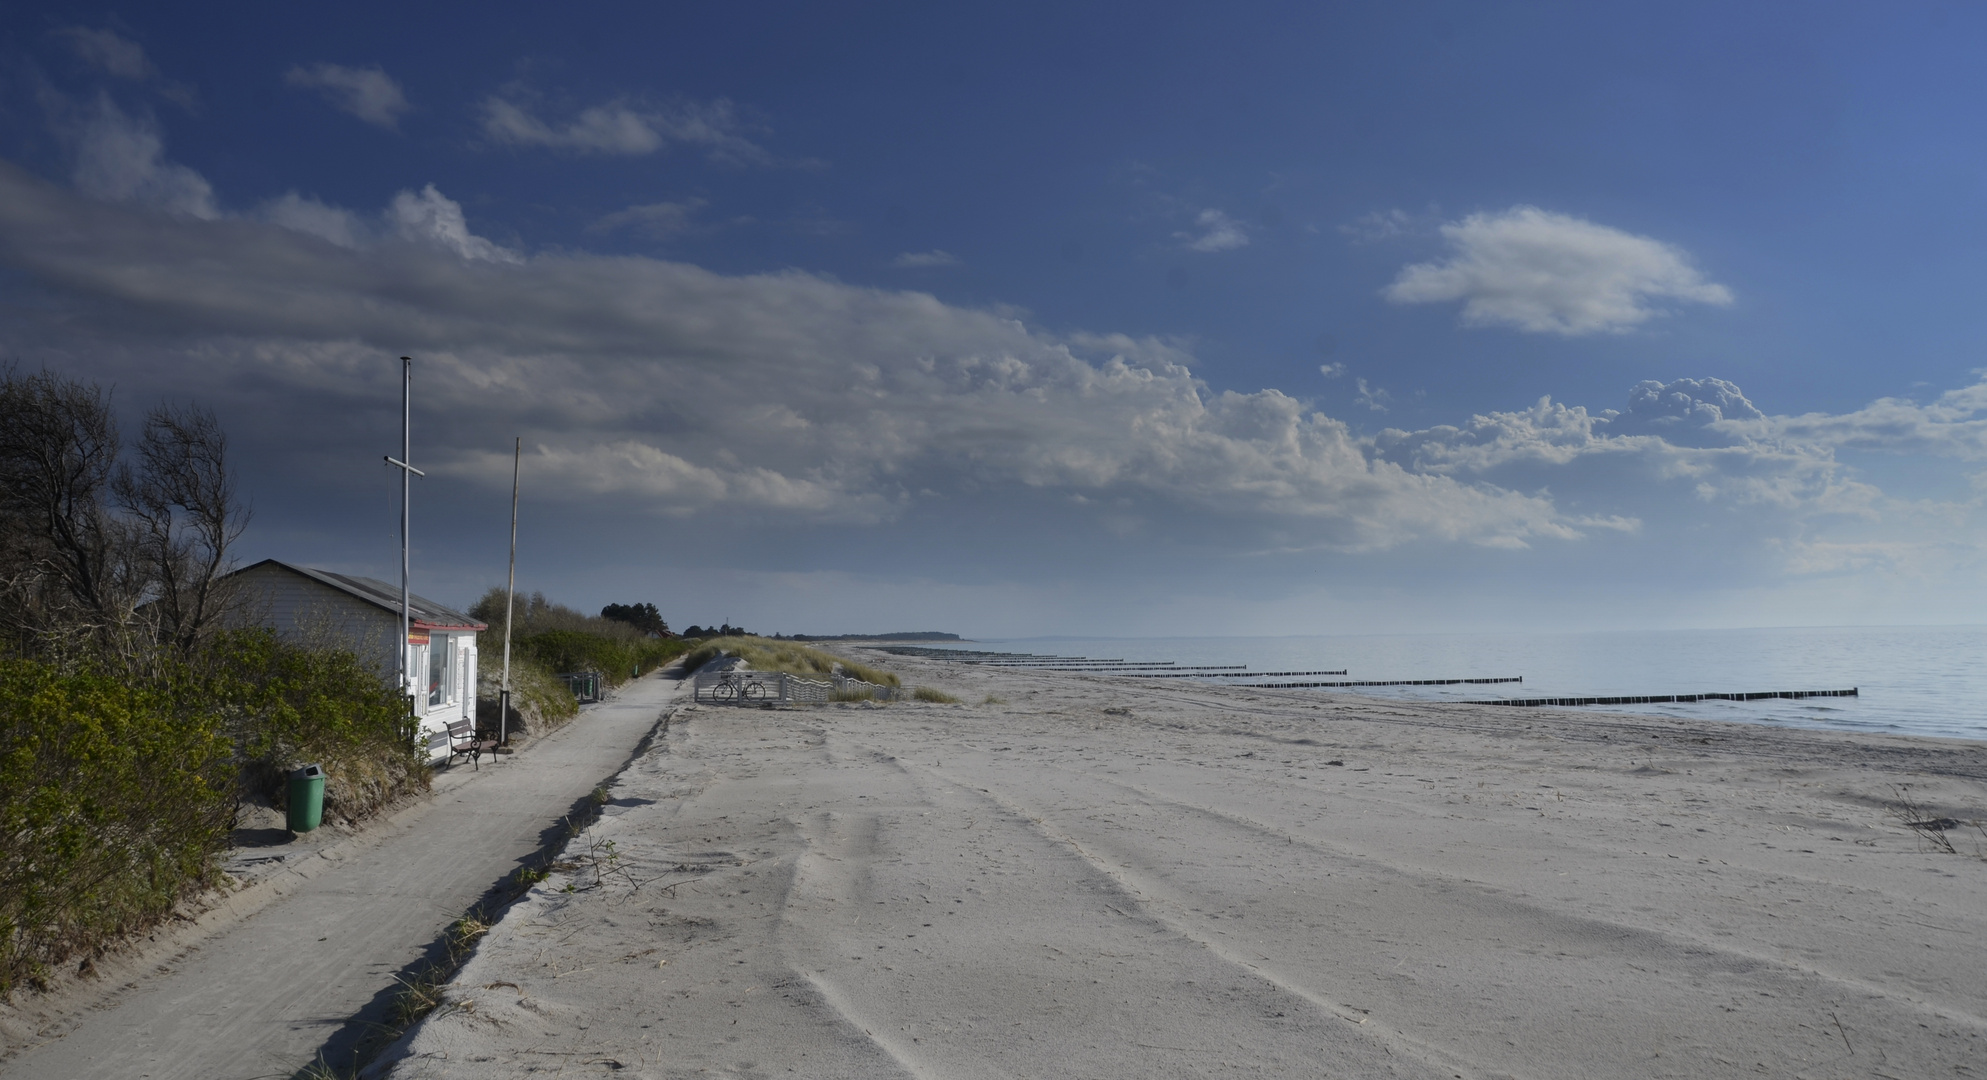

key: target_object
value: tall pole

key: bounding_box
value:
[501,436,520,748]
[401,357,410,710]
[385,357,425,735]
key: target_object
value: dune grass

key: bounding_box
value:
[913,686,961,703]
[683,636,900,687]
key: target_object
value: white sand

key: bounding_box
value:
[372,652,1987,1079]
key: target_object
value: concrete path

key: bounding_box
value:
[0,671,686,1080]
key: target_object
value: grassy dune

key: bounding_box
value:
[682,636,901,687]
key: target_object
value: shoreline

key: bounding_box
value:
[369,650,1987,1079]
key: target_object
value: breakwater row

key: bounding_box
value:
[1252,676,1525,689]
[1464,688,1860,707]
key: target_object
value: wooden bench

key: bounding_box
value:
[445,719,498,769]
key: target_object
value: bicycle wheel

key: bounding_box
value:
[742,681,766,702]
[713,681,737,703]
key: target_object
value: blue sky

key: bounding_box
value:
[5,1,1987,635]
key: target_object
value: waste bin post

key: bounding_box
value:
[287,764,327,833]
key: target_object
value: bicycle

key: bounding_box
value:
[710,671,768,704]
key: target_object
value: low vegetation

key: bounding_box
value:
[682,635,900,686]
[0,370,431,997]
[467,590,691,737]
[0,629,420,997]
[0,661,230,997]
[913,686,962,703]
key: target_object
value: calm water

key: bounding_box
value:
[926,626,1987,742]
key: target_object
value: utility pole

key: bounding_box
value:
[501,436,520,749]
[385,356,425,733]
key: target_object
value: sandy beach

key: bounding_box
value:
[370,650,1987,1079]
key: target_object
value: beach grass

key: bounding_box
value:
[913,686,961,703]
[684,635,901,686]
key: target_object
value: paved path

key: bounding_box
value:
[0,672,686,1080]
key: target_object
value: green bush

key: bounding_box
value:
[513,629,690,689]
[205,629,425,822]
[0,630,427,997]
[0,660,232,996]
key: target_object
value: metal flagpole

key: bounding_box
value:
[385,356,425,739]
[500,436,520,749]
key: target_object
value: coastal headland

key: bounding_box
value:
[372,648,1987,1079]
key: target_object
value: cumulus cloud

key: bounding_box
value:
[1177,209,1249,252]
[8,161,1987,580]
[480,94,767,163]
[1366,376,1944,547]
[1771,382,1987,461]
[1384,206,1732,335]
[285,63,410,129]
[891,250,962,269]
[589,199,708,239]
[385,185,521,263]
[257,192,370,247]
[68,96,216,218]
[0,162,1578,551]
[253,186,518,263]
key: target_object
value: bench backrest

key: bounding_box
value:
[446,719,474,738]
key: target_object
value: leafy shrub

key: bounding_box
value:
[0,659,232,996]
[512,629,689,687]
[0,630,426,997]
[205,628,425,822]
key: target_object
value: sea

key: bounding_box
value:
[918,625,1987,743]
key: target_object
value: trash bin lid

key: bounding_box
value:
[293,763,325,779]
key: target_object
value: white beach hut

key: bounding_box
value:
[230,559,488,759]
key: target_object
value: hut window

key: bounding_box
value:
[428,634,450,707]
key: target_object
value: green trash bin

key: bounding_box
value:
[287,763,326,833]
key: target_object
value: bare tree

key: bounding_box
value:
[0,369,136,653]
[118,403,251,658]
[0,369,248,663]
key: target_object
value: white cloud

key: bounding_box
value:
[285,63,410,129]
[55,26,154,80]
[1384,206,1732,335]
[384,185,521,263]
[68,96,216,219]
[1770,382,1987,461]
[257,192,370,247]
[1177,209,1249,252]
[1355,378,1391,412]
[1318,362,1346,379]
[589,199,709,239]
[891,250,961,269]
[258,186,526,263]
[480,95,766,163]
[0,163,1578,552]
[11,163,1987,581]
